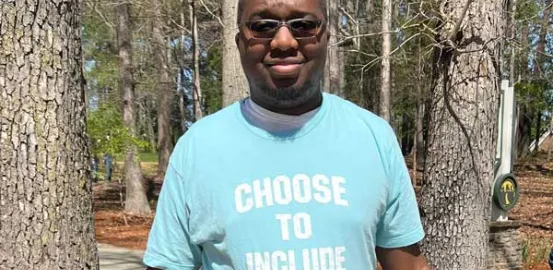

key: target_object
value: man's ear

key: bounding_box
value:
[235,33,240,47]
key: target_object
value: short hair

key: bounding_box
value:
[236,0,327,25]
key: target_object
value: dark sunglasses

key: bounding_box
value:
[242,18,325,40]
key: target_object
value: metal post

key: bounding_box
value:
[492,80,517,221]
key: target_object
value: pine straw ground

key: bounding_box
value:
[93,155,553,269]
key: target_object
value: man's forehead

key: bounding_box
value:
[247,0,302,9]
[241,0,324,17]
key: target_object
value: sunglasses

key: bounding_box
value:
[242,18,325,40]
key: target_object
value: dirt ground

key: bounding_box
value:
[93,155,553,269]
[509,154,553,269]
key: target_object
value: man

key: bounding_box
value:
[103,154,113,182]
[143,0,429,269]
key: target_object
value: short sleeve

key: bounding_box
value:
[143,162,202,269]
[375,126,425,249]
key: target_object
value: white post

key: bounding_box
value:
[492,80,516,221]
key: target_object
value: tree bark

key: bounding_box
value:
[324,0,341,95]
[191,0,203,120]
[420,0,504,268]
[547,117,553,161]
[222,0,249,106]
[178,0,188,132]
[115,2,151,215]
[142,100,157,153]
[508,0,516,85]
[534,111,542,153]
[0,1,98,268]
[533,0,551,75]
[414,35,425,182]
[515,24,531,159]
[519,24,529,78]
[517,106,532,158]
[152,0,174,176]
[379,0,392,122]
[528,0,551,155]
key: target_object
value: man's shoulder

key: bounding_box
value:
[174,101,242,147]
[327,93,392,132]
[186,102,239,137]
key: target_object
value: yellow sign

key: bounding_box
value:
[501,181,515,205]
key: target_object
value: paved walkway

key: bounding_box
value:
[98,243,146,270]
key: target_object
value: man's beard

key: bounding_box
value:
[252,77,322,109]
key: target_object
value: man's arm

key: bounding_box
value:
[376,243,431,270]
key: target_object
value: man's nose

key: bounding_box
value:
[270,26,299,51]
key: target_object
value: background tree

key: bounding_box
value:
[324,0,343,95]
[191,0,204,120]
[419,0,505,267]
[379,0,392,121]
[115,1,151,215]
[0,0,98,268]
[152,0,175,176]
[222,0,249,106]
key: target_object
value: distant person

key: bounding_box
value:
[103,154,112,182]
[143,0,429,269]
[91,156,99,182]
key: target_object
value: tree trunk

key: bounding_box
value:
[178,69,188,133]
[191,0,203,120]
[152,0,174,176]
[533,0,551,75]
[547,117,553,161]
[324,0,341,94]
[178,0,188,132]
[339,49,345,97]
[528,0,551,154]
[0,1,99,268]
[222,0,249,106]
[145,101,157,153]
[508,0,516,85]
[515,23,530,159]
[519,24,529,78]
[115,2,151,215]
[379,0,392,122]
[517,107,532,158]
[534,111,542,153]
[400,112,413,154]
[414,35,425,182]
[420,0,504,268]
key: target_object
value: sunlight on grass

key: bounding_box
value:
[139,152,158,163]
[522,237,552,268]
[110,152,158,180]
[141,162,158,178]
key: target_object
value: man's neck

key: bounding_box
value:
[241,94,322,133]
[250,91,323,116]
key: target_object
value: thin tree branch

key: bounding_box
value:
[447,0,474,44]
[200,0,224,27]
[361,33,422,71]
[86,0,115,31]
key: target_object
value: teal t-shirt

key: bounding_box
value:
[143,93,424,269]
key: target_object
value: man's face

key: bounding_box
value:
[237,0,328,107]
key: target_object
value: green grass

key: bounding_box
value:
[109,152,158,179]
[141,162,158,178]
[139,152,158,163]
[522,237,552,267]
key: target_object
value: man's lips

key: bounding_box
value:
[265,61,303,76]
